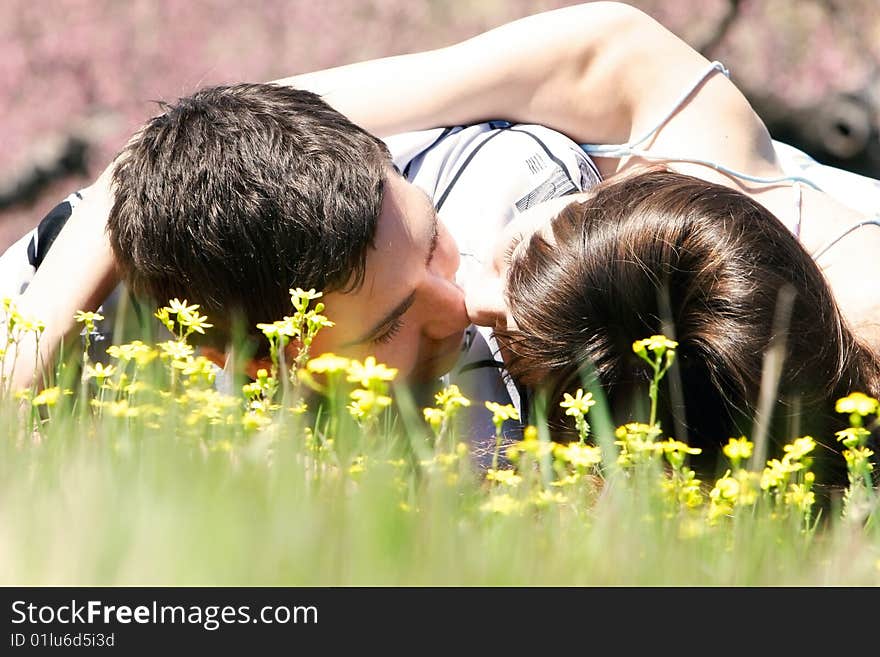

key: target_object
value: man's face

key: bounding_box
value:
[308,171,469,382]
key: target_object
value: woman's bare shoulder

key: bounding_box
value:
[799,188,880,350]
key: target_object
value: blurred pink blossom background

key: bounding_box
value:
[2,0,878,251]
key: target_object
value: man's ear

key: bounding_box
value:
[282,337,306,365]
[244,355,274,381]
[210,338,303,381]
[200,345,272,381]
[199,346,228,369]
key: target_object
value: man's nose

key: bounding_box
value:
[422,275,469,340]
[465,276,508,328]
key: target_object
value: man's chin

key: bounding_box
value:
[409,335,465,383]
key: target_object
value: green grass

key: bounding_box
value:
[2,393,878,586]
[1,296,879,586]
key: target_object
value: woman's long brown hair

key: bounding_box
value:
[500,170,880,485]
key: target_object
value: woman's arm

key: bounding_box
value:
[277,2,640,141]
[278,1,779,183]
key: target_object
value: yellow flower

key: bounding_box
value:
[782,436,816,463]
[241,411,272,432]
[348,388,392,419]
[511,434,554,459]
[423,407,444,430]
[656,438,702,456]
[679,481,704,509]
[484,401,520,424]
[531,490,568,507]
[435,384,471,410]
[84,362,116,381]
[708,501,733,524]
[348,455,367,476]
[306,313,335,330]
[183,312,213,334]
[154,307,173,332]
[13,389,32,402]
[549,473,581,487]
[32,386,61,407]
[709,469,758,511]
[843,447,875,471]
[290,288,323,311]
[486,468,522,487]
[615,422,660,439]
[614,422,664,468]
[173,356,217,386]
[710,473,740,503]
[559,388,596,417]
[306,352,351,374]
[167,298,201,318]
[784,483,815,514]
[723,436,753,462]
[157,340,194,361]
[480,493,522,515]
[74,310,104,324]
[632,334,678,357]
[107,340,157,366]
[436,450,461,467]
[12,314,46,334]
[92,399,139,418]
[346,356,398,387]
[835,392,879,417]
[256,319,298,339]
[615,435,657,455]
[553,442,602,468]
[761,458,802,491]
[835,427,871,449]
[290,288,322,300]
[289,400,309,415]
[734,470,761,506]
[241,381,263,399]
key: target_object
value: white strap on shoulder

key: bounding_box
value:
[582,61,729,156]
[580,61,822,191]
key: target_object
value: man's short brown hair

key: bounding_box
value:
[108,83,392,337]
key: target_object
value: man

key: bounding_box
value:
[2,83,598,449]
[6,2,653,396]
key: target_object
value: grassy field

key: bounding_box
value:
[1,293,878,586]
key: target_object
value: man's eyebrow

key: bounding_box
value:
[345,291,417,347]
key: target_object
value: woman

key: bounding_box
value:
[415,6,880,481]
[475,168,880,483]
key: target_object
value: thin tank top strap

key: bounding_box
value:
[581,61,729,157]
[812,215,880,261]
[579,62,823,190]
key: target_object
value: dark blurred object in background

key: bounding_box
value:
[752,89,880,179]
[692,0,880,180]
